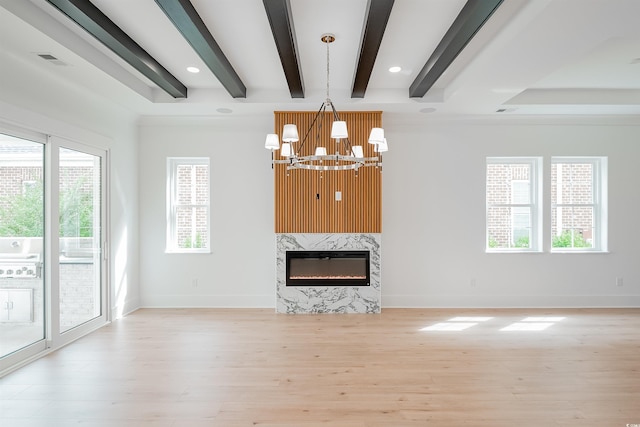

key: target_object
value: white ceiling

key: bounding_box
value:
[1,0,639,119]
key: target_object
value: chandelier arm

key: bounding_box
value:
[287,161,382,171]
[297,102,326,155]
[315,106,324,152]
[269,33,384,174]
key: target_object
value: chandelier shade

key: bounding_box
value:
[330,121,348,139]
[351,145,364,158]
[314,147,328,156]
[265,33,388,173]
[368,128,385,144]
[265,133,280,150]
[280,142,292,157]
[282,124,299,142]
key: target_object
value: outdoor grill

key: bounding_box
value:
[0,239,43,279]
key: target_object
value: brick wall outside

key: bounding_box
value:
[551,163,594,241]
[0,166,94,213]
[59,262,98,329]
[175,164,208,248]
[486,163,531,247]
[0,167,44,213]
[487,162,594,247]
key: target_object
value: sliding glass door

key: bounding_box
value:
[59,147,103,333]
[0,129,108,373]
[0,134,46,360]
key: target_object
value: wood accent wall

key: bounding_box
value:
[273,111,382,233]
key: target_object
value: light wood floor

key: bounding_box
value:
[1,308,639,426]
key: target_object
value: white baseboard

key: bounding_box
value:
[111,296,141,320]
[140,294,275,308]
[135,293,639,309]
[382,294,640,308]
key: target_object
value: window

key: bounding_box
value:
[551,157,607,252]
[166,157,210,253]
[486,157,542,252]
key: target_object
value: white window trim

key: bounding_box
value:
[486,157,543,253]
[166,157,210,254]
[550,156,607,253]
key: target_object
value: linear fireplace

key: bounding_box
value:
[286,250,370,286]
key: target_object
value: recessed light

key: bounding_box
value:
[419,107,436,114]
[216,108,233,114]
[187,66,200,73]
[388,66,401,73]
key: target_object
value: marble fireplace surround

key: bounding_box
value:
[276,233,381,313]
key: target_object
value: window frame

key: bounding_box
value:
[550,156,607,253]
[166,157,210,254]
[486,157,543,253]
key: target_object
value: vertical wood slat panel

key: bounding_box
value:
[273,111,382,233]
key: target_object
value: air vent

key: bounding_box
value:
[36,53,68,66]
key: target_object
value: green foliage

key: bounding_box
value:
[552,230,591,248]
[59,179,94,238]
[514,236,530,248]
[183,232,203,249]
[0,182,44,237]
[488,237,498,248]
[0,179,94,238]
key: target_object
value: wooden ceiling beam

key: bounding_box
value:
[46,0,188,98]
[154,0,246,98]
[262,0,304,98]
[409,0,504,98]
[351,0,395,99]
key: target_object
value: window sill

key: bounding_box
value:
[486,250,543,254]
[550,250,609,254]
[165,249,211,254]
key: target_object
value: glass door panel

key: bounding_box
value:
[0,134,45,358]
[59,147,102,333]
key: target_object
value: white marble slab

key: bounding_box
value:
[276,234,381,313]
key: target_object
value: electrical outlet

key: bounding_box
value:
[192,278,198,288]
[616,277,623,287]
[470,278,477,287]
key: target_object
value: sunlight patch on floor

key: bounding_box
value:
[421,316,493,331]
[420,315,566,332]
[501,322,555,331]
[421,322,478,331]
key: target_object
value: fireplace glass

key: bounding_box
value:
[286,250,370,286]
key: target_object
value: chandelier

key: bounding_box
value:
[264,33,388,173]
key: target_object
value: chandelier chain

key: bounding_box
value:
[326,36,330,102]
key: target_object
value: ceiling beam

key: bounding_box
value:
[351,0,395,98]
[262,0,304,98]
[45,0,187,98]
[409,0,504,98]
[154,0,246,98]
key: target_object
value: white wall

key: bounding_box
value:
[138,116,276,307]
[0,55,140,319]
[139,114,640,308]
[382,115,640,307]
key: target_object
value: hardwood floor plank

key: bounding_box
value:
[1,308,639,426]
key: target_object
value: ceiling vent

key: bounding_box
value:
[36,53,68,66]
